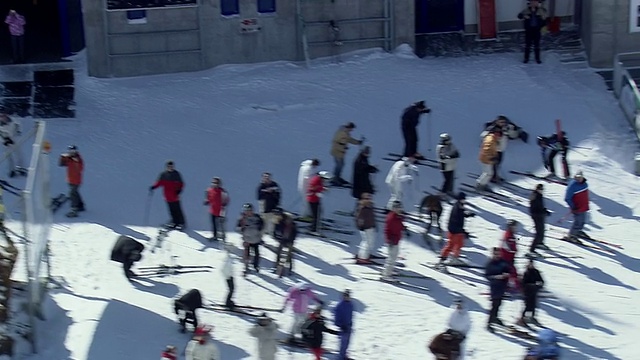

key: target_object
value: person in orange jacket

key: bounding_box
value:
[476,129,500,192]
[59,145,84,217]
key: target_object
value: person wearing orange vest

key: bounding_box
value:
[59,145,85,218]
[476,130,499,192]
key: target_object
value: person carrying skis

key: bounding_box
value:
[330,122,363,186]
[236,203,264,275]
[485,247,511,332]
[401,100,431,158]
[537,131,569,178]
[381,200,406,282]
[271,207,297,276]
[150,160,185,229]
[204,177,229,241]
[0,114,25,178]
[355,192,378,264]
[301,306,340,360]
[563,170,589,243]
[500,219,521,292]
[59,145,85,218]
[248,313,278,360]
[333,289,354,360]
[436,192,475,270]
[385,156,418,210]
[185,325,220,360]
[476,129,500,191]
[518,0,548,64]
[161,345,178,360]
[528,183,551,257]
[281,281,324,344]
[220,243,236,309]
[524,328,560,359]
[446,297,471,359]
[306,171,330,234]
[518,259,544,327]
[436,133,459,196]
[257,172,281,235]
[298,158,320,217]
[351,145,378,207]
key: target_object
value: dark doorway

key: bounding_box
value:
[415,0,465,34]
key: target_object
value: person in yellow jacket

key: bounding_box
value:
[330,122,363,186]
[476,130,500,191]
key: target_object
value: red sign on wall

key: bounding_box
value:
[477,0,497,40]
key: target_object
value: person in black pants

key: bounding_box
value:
[174,289,203,333]
[271,208,298,275]
[110,235,144,280]
[528,184,551,255]
[518,260,544,326]
[537,132,570,178]
[518,0,548,64]
[401,101,431,158]
[485,247,510,332]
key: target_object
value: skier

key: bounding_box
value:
[436,192,475,270]
[161,345,178,360]
[306,171,330,234]
[381,200,406,282]
[500,219,521,292]
[446,297,471,359]
[110,235,144,280]
[476,128,500,191]
[385,156,418,210]
[150,160,185,229]
[537,132,569,178]
[418,194,443,238]
[485,247,511,332]
[301,306,340,360]
[528,183,551,257]
[174,289,203,333]
[518,0,549,64]
[59,145,85,217]
[355,192,378,264]
[524,328,560,359]
[248,313,278,360]
[330,122,363,186]
[401,100,431,158]
[257,172,281,235]
[517,259,544,327]
[235,203,264,275]
[333,289,354,360]
[351,145,378,207]
[204,177,229,241]
[436,133,459,196]
[0,114,25,177]
[297,158,320,216]
[281,281,324,344]
[185,325,220,360]
[220,243,236,309]
[271,207,297,275]
[563,170,589,243]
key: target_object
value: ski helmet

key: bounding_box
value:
[439,133,451,143]
[243,203,253,211]
[391,200,403,209]
[68,145,78,151]
[506,219,518,228]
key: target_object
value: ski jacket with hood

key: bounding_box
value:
[206,186,229,217]
[248,320,278,360]
[565,178,589,213]
[236,213,264,244]
[283,282,321,314]
[152,169,183,202]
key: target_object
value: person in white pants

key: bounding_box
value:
[476,130,499,191]
[0,114,24,178]
[447,297,471,359]
[381,201,405,281]
[355,193,377,263]
[297,159,319,216]
[385,157,418,210]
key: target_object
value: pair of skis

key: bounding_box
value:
[135,264,213,276]
[204,302,281,317]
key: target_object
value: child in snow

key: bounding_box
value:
[161,345,177,360]
[248,313,278,360]
[301,306,340,360]
[185,325,220,360]
[281,281,324,344]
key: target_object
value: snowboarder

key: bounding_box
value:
[401,100,431,158]
[110,235,144,280]
[436,192,475,269]
[518,0,548,64]
[185,325,220,360]
[385,156,418,210]
[485,247,511,332]
[204,177,229,241]
[500,219,521,292]
[355,192,378,264]
[518,259,544,327]
[248,313,278,360]
[271,207,297,275]
[59,145,85,217]
[306,171,330,234]
[564,170,589,243]
[528,183,551,256]
[537,131,569,178]
[220,243,236,309]
[476,129,500,191]
[301,306,340,360]
[0,114,25,178]
[418,194,443,237]
[257,172,281,235]
[236,203,264,275]
[333,289,354,360]
[330,122,363,186]
[436,133,459,195]
[446,297,471,359]
[174,289,203,333]
[161,345,178,360]
[524,328,560,359]
[351,145,378,206]
[150,160,185,229]
[281,281,324,344]
[381,200,406,281]
[298,158,320,216]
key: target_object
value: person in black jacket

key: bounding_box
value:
[351,146,378,203]
[528,184,551,256]
[110,235,144,280]
[518,0,548,64]
[257,172,281,235]
[174,289,203,333]
[401,101,431,158]
[518,260,544,327]
[537,132,570,178]
[271,208,297,276]
[301,307,340,359]
[485,247,511,332]
[436,192,475,269]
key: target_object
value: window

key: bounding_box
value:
[257,0,275,14]
[631,0,640,33]
[127,10,147,24]
[221,0,239,16]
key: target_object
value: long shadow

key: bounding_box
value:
[539,297,616,335]
[589,190,640,221]
[130,276,181,297]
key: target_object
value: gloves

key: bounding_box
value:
[203,201,209,206]
[423,108,432,114]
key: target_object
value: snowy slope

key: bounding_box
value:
[3,46,640,359]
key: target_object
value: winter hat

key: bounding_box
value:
[297,281,309,291]
[345,122,356,129]
[343,289,351,297]
[414,100,426,109]
[391,200,403,209]
[457,192,467,200]
[574,170,584,178]
[311,158,320,167]
[166,160,174,166]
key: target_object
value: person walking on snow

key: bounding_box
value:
[385,156,419,210]
[500,219,521,292]
[476,129,500,191]
[381,200,406,282]
[518,0,548,64]
[517,259,544,327]
[528,183,551,257]
[204,177,229,241]
[307,171,330,234]
[257,172,281,235]
[4,10,26,63]
[281,281,324,344]
[220,243,236,309]
[355,193,378,264]
[447,297,471,359]
[485,247,510,332]
[248,313,278,360]
[436,133,459,196]
[334,289,354,360]
[185,325,220,360]
[564,170,589,243]
[302,306,340,360]
[298,158,319,217]
[161,345,178,360]
[59,145,85,218]
[330,122,363,186]
[150,160,185,229]
[271,207,297,276]
[351,146,378,209]
[236,203,264,275]
[0,114,25,177]
[436,192,475,270]
[401,100,431,158]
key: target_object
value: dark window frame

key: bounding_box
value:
[221,0,240,16]
[257,0,276,14]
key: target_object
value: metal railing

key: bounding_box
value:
[612,52,640,143]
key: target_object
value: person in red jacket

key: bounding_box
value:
[59,145,85,218]
[307,171,330,234]
[150,160,186,229]
[381,200,406,282]
[500,219,520,292]
[204,177,229,242]
[160,345,177,360]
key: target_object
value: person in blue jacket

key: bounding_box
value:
[333,289,354,360]
[564,171,589,243]
[524,328,561,359]
[485,247,511,332]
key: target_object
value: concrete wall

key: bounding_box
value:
[464,0,574,33]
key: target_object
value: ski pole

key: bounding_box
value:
[426,112,432,153]
[572,145,593,150]
[144,191,153,226]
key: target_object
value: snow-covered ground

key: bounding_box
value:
[3,45,640,359]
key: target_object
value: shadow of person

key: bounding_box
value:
[129,276,181,298]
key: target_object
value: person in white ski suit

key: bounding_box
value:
[248,313,279,360]
[447,298,471,359]
[0,114,24,177]
[385,157,419,210]
[297,159,319,216]
[185,325,221,360]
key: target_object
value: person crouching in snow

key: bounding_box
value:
[185,325,220,360]
[500,219,521,293]
[248,313,278,360]
[301,306,340,360]
[447,297,471,359]
[334,289,354,360]
[381,200,406,282]
[281,281,324,345]
[385,156,419,210]
[355,192,378,264]
[161,345,177,360]
[436,192,475,270]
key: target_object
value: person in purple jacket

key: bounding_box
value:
[334,289,354,360]
[281,281,324,345]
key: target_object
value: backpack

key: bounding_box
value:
[301,318,315,341]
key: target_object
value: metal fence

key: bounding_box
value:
[612,52,640,143]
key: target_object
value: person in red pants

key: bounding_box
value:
[500,219,521,292]
[301,307,339,360]
[435,192,475,271]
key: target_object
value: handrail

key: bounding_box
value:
[613,52,640,142]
